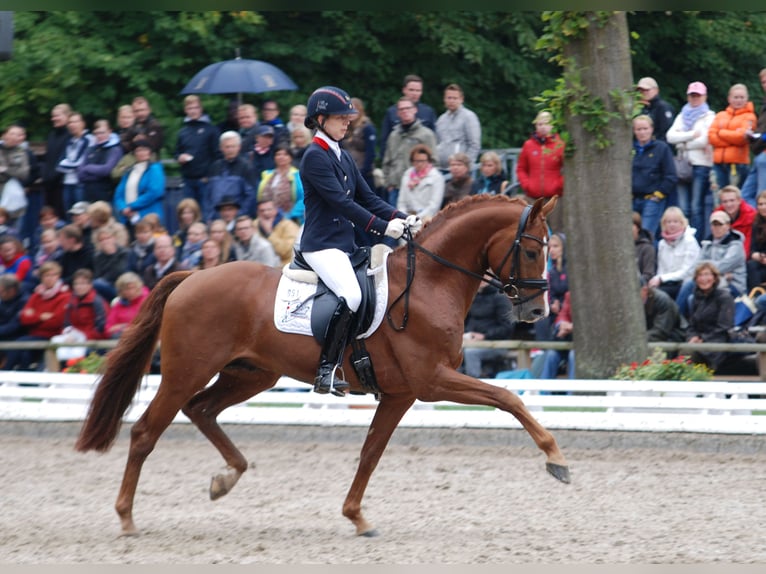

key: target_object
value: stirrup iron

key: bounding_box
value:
[313,363,349,397]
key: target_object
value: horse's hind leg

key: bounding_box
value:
[116,380,206,536]
[182,367,280,500]
[342,393,415,537]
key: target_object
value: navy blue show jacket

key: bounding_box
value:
[299,138,407,253]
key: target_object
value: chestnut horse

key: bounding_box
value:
[76,194,569,537]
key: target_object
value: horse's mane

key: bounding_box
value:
[414,194,529,241]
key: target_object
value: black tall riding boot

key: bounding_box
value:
[314,298,356,397]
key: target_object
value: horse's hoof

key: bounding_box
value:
[360,528,380,538]
[546,462,571,484]
[210,475,229,500]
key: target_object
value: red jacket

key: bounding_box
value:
[516,133,565,199]
[19,283,70,338]
[555,291,572,326]
[714,200,755,256]
[105,286,149,337]
[63,288,109,340]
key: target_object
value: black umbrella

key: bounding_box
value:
[180,57,298,95]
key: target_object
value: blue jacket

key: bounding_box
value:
[0,291,28,340]
[114,162,166,225]
[299,139,406,253]
[206,156,257,222]
[471,171,508,195]
[174,115,221,179]
[56,132,93,183]
[77,133,124,202]
[631,138,677,198]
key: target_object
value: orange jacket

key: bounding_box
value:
[708,101,757,165]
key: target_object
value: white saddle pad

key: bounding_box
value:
[274,246,392,339]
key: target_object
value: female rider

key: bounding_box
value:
[299,86,421,396]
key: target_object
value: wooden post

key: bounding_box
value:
[44,348,59,373]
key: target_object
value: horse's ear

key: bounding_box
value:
[541,196,558,218]
[529,197,545,223]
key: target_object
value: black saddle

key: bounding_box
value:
[289,246,377,345]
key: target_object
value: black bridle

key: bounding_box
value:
[487,203,550,304]
[386,204,549,331]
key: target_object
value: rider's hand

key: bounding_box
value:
[405,215,423,234]
[384,218,406,239]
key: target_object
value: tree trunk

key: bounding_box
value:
[562,12,648,378]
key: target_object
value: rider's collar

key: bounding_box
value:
[314,131,341,161]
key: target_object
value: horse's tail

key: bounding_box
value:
[75,271,193,453]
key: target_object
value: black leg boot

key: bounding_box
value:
[314,298,356,397]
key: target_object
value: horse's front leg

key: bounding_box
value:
[422,364,570,483]
[342,393,416,537]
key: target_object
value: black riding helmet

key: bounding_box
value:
[304,86,357,140]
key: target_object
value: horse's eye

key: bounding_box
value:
[524,249,538,260]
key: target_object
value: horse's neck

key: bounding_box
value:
[421,207,511,270]
[404,207,513,305]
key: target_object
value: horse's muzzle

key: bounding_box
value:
[513,302,547,323]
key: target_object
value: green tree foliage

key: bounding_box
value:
[1,11,764,159]
[212,11,557,149]
[628,11,766,111]
[0,11,555,154]
[0,11,269,148]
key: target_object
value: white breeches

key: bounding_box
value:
[302,248,362,312]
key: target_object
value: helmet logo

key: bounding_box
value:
[307,86,356,121]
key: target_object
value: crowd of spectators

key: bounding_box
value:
[466,70,766,379]
[1,68,765,377]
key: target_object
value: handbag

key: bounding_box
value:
[728,326,756,344]
[0,177,28,215]
[52,326,88,362]
[673,147,693,183]
[734,293,757,327]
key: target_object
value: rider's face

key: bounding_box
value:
[321,114,353,141]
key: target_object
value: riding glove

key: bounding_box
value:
[405,215,423,234]
[385,218,406,239]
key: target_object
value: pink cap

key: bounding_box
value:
[687,81,707,95]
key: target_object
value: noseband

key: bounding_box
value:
[386,204,549,331]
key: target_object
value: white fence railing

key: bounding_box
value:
[1,371,764,435]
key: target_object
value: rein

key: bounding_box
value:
[386,204,549,331]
